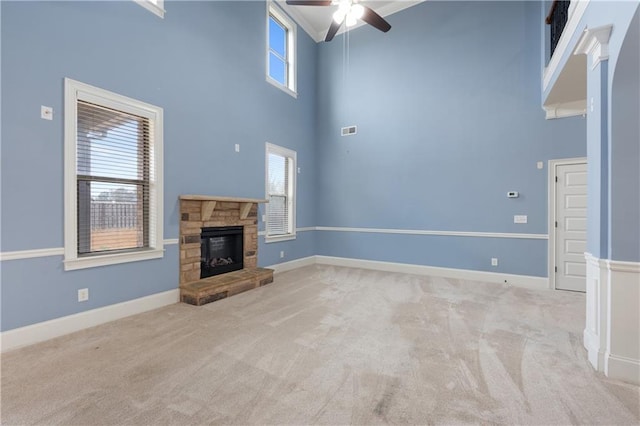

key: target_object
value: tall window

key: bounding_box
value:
[267,3,297,97]
[266,143,296,242]
[64,79,164,270]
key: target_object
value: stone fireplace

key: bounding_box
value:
[179,195,273,305]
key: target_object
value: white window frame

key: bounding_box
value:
[63,78,164,271]
[266,2,297,98]
[134,0,165,18]
[265,143,297,243]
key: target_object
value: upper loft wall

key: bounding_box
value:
[542,1,640,115]
[315,1,586,276]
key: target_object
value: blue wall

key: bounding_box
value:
[5,0,616,333]
[609,7,640,262]
[315,1,585,276]
[0,1,317,331]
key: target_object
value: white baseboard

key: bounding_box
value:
[1,289,179,353]
[605,353,640,385]
[267,256,316,274]
[584,328,604,368]
[314,255,548,290]
[0,256,549,353]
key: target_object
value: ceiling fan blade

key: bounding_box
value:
[361,5,391,33]
[286,0,332,5]
[325,19,342,42]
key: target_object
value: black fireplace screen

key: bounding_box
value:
[201,226,243,279]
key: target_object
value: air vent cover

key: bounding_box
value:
[341,126,357,136]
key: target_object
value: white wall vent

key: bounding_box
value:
[341,125,357,136]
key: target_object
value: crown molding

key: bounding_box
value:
[543,99,587,119]
[574,24,613,70]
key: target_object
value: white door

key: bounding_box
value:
[554,161,588,292]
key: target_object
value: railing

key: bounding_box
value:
[91,201,138,230]
[546,0,571,58]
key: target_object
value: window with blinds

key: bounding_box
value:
[266,143,296,242]
[77,101,150,255]
[64,78,164,271]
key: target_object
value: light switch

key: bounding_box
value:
[537,161,543,169]
[514,215,528,224]
[234,144,240,152]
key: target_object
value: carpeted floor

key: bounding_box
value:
[1,265,639,425]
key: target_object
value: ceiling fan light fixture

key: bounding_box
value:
[345,14,357,27]
[332,9,346,23]
[337,0,351,13]
[350,3,364,19]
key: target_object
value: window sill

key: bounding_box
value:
[266,77,297,99]
[265,233,297,243]
[64,248,164,271]
[134,0,165,18]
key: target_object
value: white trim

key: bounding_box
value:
[315,226,547,240]
[584,251,607,368]
[584,252,640,385]
[543,0,590,90]
[258,226,313,237]
[606,259,640,273]
[63,249,165,271]
[548,157,588,290]
[269,254,547,289]
[0,239,177,261]
[63,78,164,271]
[265,142,297,243]
[574,24,613,70]
[315,255,548,290]
[0,247,65,261]
[134,0,165,18]
[1,228,547,261]
[0,289,179,353]
[267,2,298,98]
[544,100,587,119]
[605,354,640,384]
[267,255,316,274]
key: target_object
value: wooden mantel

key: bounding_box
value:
[179,195,267,221]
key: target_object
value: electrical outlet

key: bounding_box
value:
[78,288,89,302]
[280,251,285,258]
[262,214,266,222]
[491,258,498,266]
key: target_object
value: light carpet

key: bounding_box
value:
[1,265,638,425]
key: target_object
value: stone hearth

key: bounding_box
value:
[179,195,273,305]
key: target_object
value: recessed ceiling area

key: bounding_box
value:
[277,0,425,42]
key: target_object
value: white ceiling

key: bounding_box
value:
[277,0,425,43]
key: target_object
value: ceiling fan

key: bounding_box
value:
[285,0,392,42]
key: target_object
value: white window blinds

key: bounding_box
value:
[267,152,290,236]
[76,101,152,255]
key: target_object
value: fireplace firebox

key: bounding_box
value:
[201,226,243,279]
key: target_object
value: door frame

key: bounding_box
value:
[548,157,587,290]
